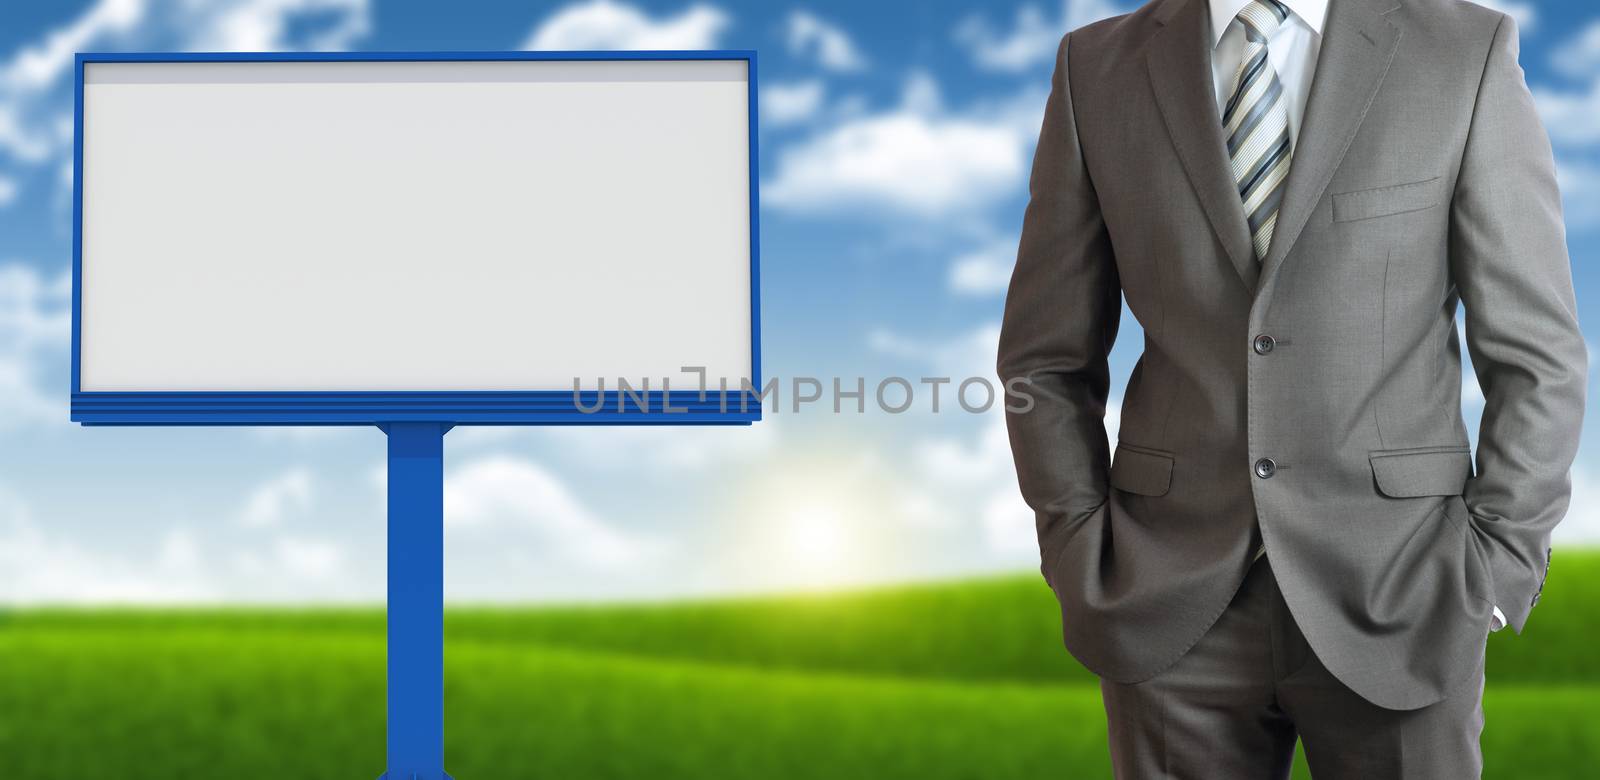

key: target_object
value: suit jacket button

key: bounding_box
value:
[1254,457,1277,479]
[1253,334,1275,354]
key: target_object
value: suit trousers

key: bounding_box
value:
[1098,555,1486,779]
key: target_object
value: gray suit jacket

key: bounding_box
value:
[998,0,1586,710]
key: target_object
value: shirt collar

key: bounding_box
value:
[1209,0,1328,47]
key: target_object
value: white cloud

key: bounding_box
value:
[553,421,779,471]
[1534,83,1600,147]
[185,0,371,52]
[1,0,146,96]
[915,407,1014,488]
[1552,19,1600,79]
[786,10,866,72]
[253,425,362,443]
[237,468,314,528]
[981,487,1037,556]
[953,0,1127,73]
[912,395,1122,559]
[0,0,372,205]
[445,455,657,567]
[871,320,1124,561]
[960,401,1122,559]
[0,175,15,208]
[227,533,351,586]
[764,73,1035,217]
[1554,464,1600,543]
[911,410,1032,555]
[1534,19,1600,229]
[899,71,943,115]
[948,240,1018,296]
[0,264,71,429]
[1554,160,1600,231]
[0,108,50,166]
[911,384,1122,491]
[954,5,1057,73]
[1474,0,1538,33]
[523,0,728,50]
[272,535,345,578]
[449,417,778,472]
[1537,22,1600,140]
[0,0,145,166]
[0,487,218,604]
[158,527,202,571]
[869,320,1003,384]
[762,80,826,126]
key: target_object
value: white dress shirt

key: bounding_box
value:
[1205,0,1507,633]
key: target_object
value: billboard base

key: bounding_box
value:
[380,421,454,780]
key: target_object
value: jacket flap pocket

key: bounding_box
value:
[1369,447,1472,497]
[1332,176,1443,222]
[1110,443,1174,497]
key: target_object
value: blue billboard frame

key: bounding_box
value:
[70,50,763,427]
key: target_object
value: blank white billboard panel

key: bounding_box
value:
[77,58,754,397]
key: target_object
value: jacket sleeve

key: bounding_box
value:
[996,31,1122,588]
[1450,12,1588,634]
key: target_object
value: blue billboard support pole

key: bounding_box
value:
[379,421,453,780]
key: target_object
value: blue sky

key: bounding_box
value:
[1,0,1597,604]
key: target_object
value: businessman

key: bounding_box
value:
[996,0,1586,776]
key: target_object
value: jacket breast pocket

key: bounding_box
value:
[1369,446,1472,497]
[1332,176,1444,222]
[1110,442,1174,497]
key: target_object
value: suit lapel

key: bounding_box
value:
[1257,0,1401,288]
[1146,0,1260,294]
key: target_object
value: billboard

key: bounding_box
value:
[70,50,763,780]
[71,52,761,425]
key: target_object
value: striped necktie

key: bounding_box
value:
[1223,0,1293,264]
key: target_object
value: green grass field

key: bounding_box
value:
[4,551,1599,779]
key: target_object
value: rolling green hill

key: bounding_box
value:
[3,551,1598,779]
